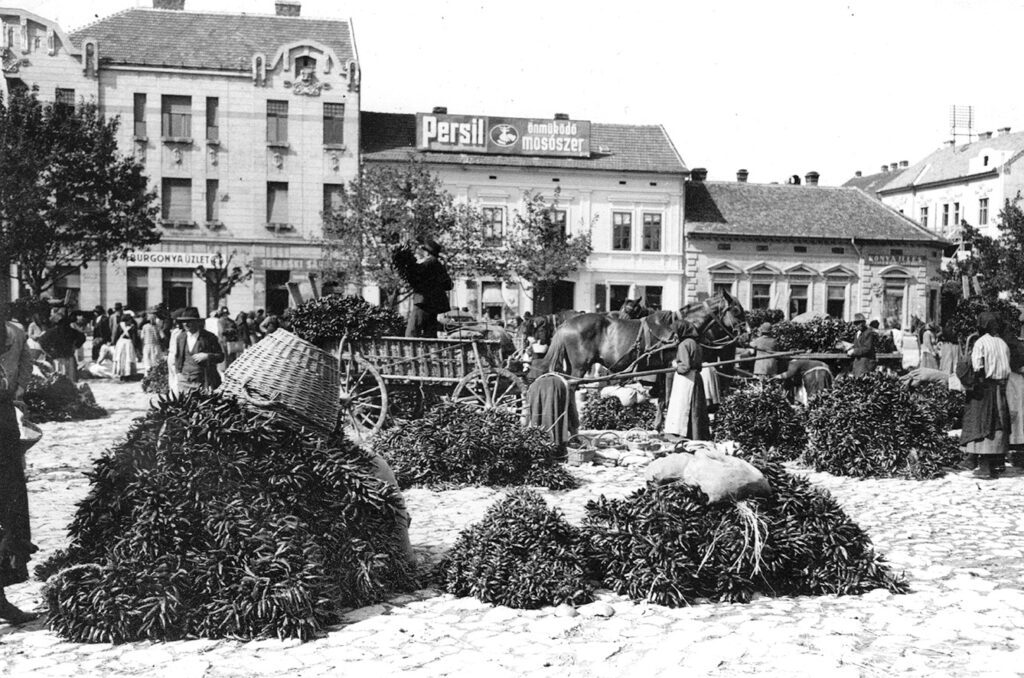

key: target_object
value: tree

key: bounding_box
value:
[941,195,1024,341]
[946,194,1024,302]
[321,159,490,309]
[0,88,160,297]
[193,251,253,313]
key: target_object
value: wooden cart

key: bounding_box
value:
[335,335,526,441]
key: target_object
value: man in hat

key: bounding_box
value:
[393,238,453,338]
[847,313,878,376]
[0,305,39,624]
[173,307,224,394]
[37,307,86,384]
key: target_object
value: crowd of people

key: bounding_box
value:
[5,301,292,392]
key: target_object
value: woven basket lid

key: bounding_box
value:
[220,329,340,434]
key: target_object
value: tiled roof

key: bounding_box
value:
[841,169,902,196]
[685,181,948,245]
[881,131,1024,192]
[69,9,354,71]
[360,111,688,175]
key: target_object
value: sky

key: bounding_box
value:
[14,0,1024,186]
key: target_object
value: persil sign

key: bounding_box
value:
[416,113,591,158]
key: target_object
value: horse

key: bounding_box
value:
[539,291,747,378]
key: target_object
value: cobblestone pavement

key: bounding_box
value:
[2,380,1024,677]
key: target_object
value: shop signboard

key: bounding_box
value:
[865,254,925,266]
[127,251,215,267]
[416,112,591,158]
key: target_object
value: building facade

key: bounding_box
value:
[360,110,689,318]
[3,1,360,314]
[684,170,948,326]
[875,129,1024,243]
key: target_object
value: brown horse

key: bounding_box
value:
[540,291,747,378]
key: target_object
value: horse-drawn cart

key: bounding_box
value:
[336,335,526,440]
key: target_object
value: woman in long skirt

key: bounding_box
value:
[664,321,710,441]
[919,323,939,370]
[938,323,961,375]
[112,315,138,380]
[140,313,163,374]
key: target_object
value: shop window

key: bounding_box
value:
[161,95,192,138]
[133,93,146,138]
[751,282,771,310]
[482,207,504,247]
[205,179,219,223]
[642,213,662,252]
[266,100,288,144]
[267,182,289,225]
[920,206,929,228]
[609,284,631,312]
[127,267,149,312]
[162,268,193,312]
[826,284,846,319]
[266,270,291,317]
[161,178,192,222]
[979,198,989,225]
[645,285,663,311]
[481,281,503,319]
[612,212,632,250]
[593,283,607,313]
[882,274,911,325]
[206,97,219,141]
[789,283,808,317]
[323,103,345,145]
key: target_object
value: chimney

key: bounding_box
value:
[432,106,448,114]
[153,0,185,8]
[979,131,993,140]
[899,160,909,168]
[275,1,301,16]
[805,171,820,186]
[881,165,889,173]
[855,170,862,177]
[690,167,708,182]
[999,126,1012,136]
[890,163,899,172]
[736,169,749,183]
[553,113,569,121]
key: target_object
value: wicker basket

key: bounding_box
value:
[220,329,340,434]
[565,433,598,466]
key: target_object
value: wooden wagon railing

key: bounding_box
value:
[351,336,506,384]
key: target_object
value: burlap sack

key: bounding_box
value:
[645,449,771,504]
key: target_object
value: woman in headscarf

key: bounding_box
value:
[663,320,710,440]
[958,311,1011,478]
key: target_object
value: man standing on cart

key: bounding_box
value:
[393,238,453,338]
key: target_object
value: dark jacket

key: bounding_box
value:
[393,248,452,315]
[38,322,86,360]
[174,329,224,390]
[850,326,878,376]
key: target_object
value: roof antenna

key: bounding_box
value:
[950,105,974,146]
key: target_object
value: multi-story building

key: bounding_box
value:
[684,169,948,326]
[875,129,1024,243]
[360,109,689,317]
[3,0,360,314]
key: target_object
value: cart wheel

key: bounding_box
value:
[339,355,388,443]
[452,367,526,415]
